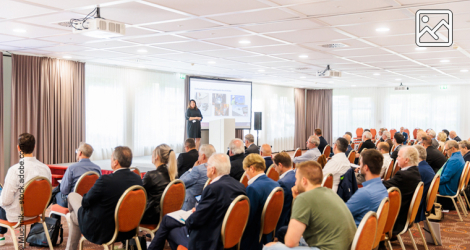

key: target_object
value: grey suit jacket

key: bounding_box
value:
[432,138,439,149]
[179,163,208,211]
[245,144,259,154]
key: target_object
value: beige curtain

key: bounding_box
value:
[10,54,85,166]
[0,52,3,181]
[294,88,306,149]
[306,89,333,145]
[184,76,190,140]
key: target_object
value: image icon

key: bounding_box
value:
[415,9,453,47]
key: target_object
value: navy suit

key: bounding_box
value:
[264,157,274,173]
[276,171,296,231]
[318,136,328,154]
[415,161,435,222]
[402,132,409,144]
[241,175,280,250]
[148,175,246,250]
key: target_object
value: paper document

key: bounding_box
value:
[167,210,193,224]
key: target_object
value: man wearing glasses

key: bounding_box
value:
[439,140,465,196]
[293,136,321,164]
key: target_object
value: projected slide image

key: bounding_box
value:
[215,104,229,116]
[195,92,210,117]
[212,93,226,105]
[231,95,245,105]
[232,105,248,116]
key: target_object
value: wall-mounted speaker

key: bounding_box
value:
[254,112,262,130]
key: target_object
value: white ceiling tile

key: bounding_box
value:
[40,33,103,44]
[109,46,175,55]
[330,47,391,57]
[230,55,286,63]
[152,41,227,52]
[151,53,215,62]
[364,34,415,46]
[23,0,121,10]
[349,54,406,63]
[368,60,421,68]
[71,49,131,58]
[273,51,335,61]
[0,1,55,19]
[401,50,462,60]
[244,19,324,33]
[40,44,94,52]
[302,39,372,51]
[0,34,25,43]
[0,39,58,49]
[207,9,298,25]
[0,21,68,38]
[266,28,349,43]
[146,0,270,16]
[125,27,159,36]
[289,0,393,16]
[142,18,221,32]
[123,34,189,44]
[19,12,85,31]
[384,44,452,54]
[180,28,250,40]
[193,49,259,58]
[0,44,22,51]
[242,44,313,54]
[338,19,415,38]
[204,35,284,48]
[82,40,138,49]
[319,9,412,26]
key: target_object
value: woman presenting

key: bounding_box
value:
[186,99,203,150]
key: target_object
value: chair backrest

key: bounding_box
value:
[358,142,363,151]
[317,155,327,169]
[383,187,401,238]
[111,185,147,244]
[321,173,333,189]
[356,128,363,138]
[391,145,396,152]
[259,187,284,241]
[402,182,424,233]
[464,162,470,188]
[390,129,397,135]
[203,178,211,190]
[221,195,250,249]
[266,165,279,182]
[73,171,100,196]
[392,161,400,177]
[348,150,356,164]
[240,172,249,188]
[373,197,390,249]
[160,180,186,221]
[457,163,469,193]
[383,160,394,181]
[129,167,141,177]
[370,128,377,139]
[322,145,331,157]
[426,175,440,213]
[23,177,52,218]
[294,148,302,157]
[404,129,410,137]
[351,211,377,250]
[413,128,418,139]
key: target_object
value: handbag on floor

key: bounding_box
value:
[26,217,63,247]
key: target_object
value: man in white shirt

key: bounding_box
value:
[377,142,393,178]
[293,135,321,163]
[323,138,351,192]
[0,133,52,245]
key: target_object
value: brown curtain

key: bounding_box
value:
[235,129,244,139]
[10,54,85,166]
[184,76,190,140]
[306,89,333,146]
[294,88,306,149]
[0,52,3,181]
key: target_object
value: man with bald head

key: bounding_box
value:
[343,134,353,157]
[260,144,273,171]
[228,139,246,181]
[449,131,462,142]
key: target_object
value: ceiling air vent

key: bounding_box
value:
[320,43,349,48]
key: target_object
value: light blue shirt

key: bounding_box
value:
[60,158,101,195]
[346,177,388,226]
[439,151,465,196]
[179,163,208,211]
[293,148,321,163]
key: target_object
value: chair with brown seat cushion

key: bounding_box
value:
[436,165,468,222]
[381,187,402,250]
[240,172,249,188]
[350,211,377,250]
[396,182,424,250]
[348,150,356,164]
[372,197,389,249]
[370,128,377,140]
[0,177,53,250]
[266,165,279,182]
[259,187,284,242]
[129,167,141,178]
[79,185,147,250]
[460,162,470,212]
[354,128,364,142]
[317,155,327,169]
[383,160,394,181]
[321,173,333,189]
[392,161,400,177]
[140,179,186,239]
[425,175,441,247]
[322,145,331,158]
[390,129,397,135]
[293,148,302,169]
[413,128,418,140]
[458,163,470,216]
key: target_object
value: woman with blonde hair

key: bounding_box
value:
[437,132,447,149]
[141,144,177,224]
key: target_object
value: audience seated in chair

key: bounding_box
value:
[245,134,259,155]
[355,131,375,164]
[450,131,462,142]
[347,149,388,226]
[437,140,465,210]
[382,146,421,235]
[413,145,436,223]
[264,161,356,250]
[0,133,52,245]
[240,154,280,250]
[391,132,405,163]
[399,127,409,145]
[422,136,447,173]
[228,139,246,181]
[141,144,178,224]
[377,142,393,178]
[272,152,296,231]
[147,153,246,250]
[315,129,328,154]
[53,142,101,209]
[177,139,199,177]
[427,130,440,149]
[260,144,274,172]
[343,134,353,157]
[322,138,351,192]
[293,135,321,164]
[179,144,215,211]
[459,140,470,163]
[65,146,143,250]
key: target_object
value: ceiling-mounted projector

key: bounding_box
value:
[316,65,341,78]
[69,7,125,38]
[395,83,409,90]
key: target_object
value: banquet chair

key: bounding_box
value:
[348,150,356,164]
[266,165,280,182]
[424,175,441,247]
[396,182,424,250]
[372,197,390,250]
[354,128,364,142]
[413,128,418,140]
[293,148,302,169]
[322,145,331,158]
[383,160,394,181]
[460,162,470,210]
[370,128,377,140]
[436,166,468,221]
[390,129,397,135]
[240,172,249,188]
[259,187,284,241]
[457,163,470,216]
[350,211,377,250]
[129,167,141,177]
[392,161,400,177]
[321,173,333,189]
[381,187,401,250]
[317,155,327,169]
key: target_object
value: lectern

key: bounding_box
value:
[209,118,235,154]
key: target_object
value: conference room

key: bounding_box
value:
[0,0,469,249]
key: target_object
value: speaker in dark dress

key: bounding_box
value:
[186,107,203,138]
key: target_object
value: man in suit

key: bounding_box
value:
[65,146,143,250]
[293,135,321,163]
[273,152,295,231]
[228,139,246,181]
[147,153,247,250]
[179,144,215,211]
[450,131,462,142]
[459,140,470,162]
[55,142,101,208]
[315,128,328,154]
[355,131,375,162]
[427,130,440,149]
[241,154,280,250]
[245,134,259,154]
[422,136,447,173]
[400,127,409,144]
[177,139,199,177]
[413,145,436,223]
[260,144,274,172]
[383,146,421,235]
[391,133,405,162]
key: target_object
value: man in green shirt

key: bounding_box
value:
[264,161,356,250]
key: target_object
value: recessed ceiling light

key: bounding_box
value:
[63,56,72,59]
[395,78,402,81]
[415,47,427,51]
[375,27,390,32]
[299,55,308,58]
[137,49,147,53]
[239,40,251,44]
[461,69,468,72]
[373,73,380,76]
[440,59,450,63]
[300,76,306,79]
[13,29,26,33]
[208,61,216,64]
[258,69,265,72]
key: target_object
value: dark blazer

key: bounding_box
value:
[246,144,260,155]
[264,157,273,173]
[276,171,295,231]
[318,136,328,154]
[241,175,280,250]
[186,175,246,250]
[454,136,462,142]
[177,149,199,177]
[383,166,421,235]
[229,154,246,181]
[141,165,171,224]
[345,145,353,158]
[391,145,403,162]
[78,169,143,244]
[358,139,375,153]
[426,146,447,173]
[464,151,470,163]
[416,161,435,223]
[402,132,409,144]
